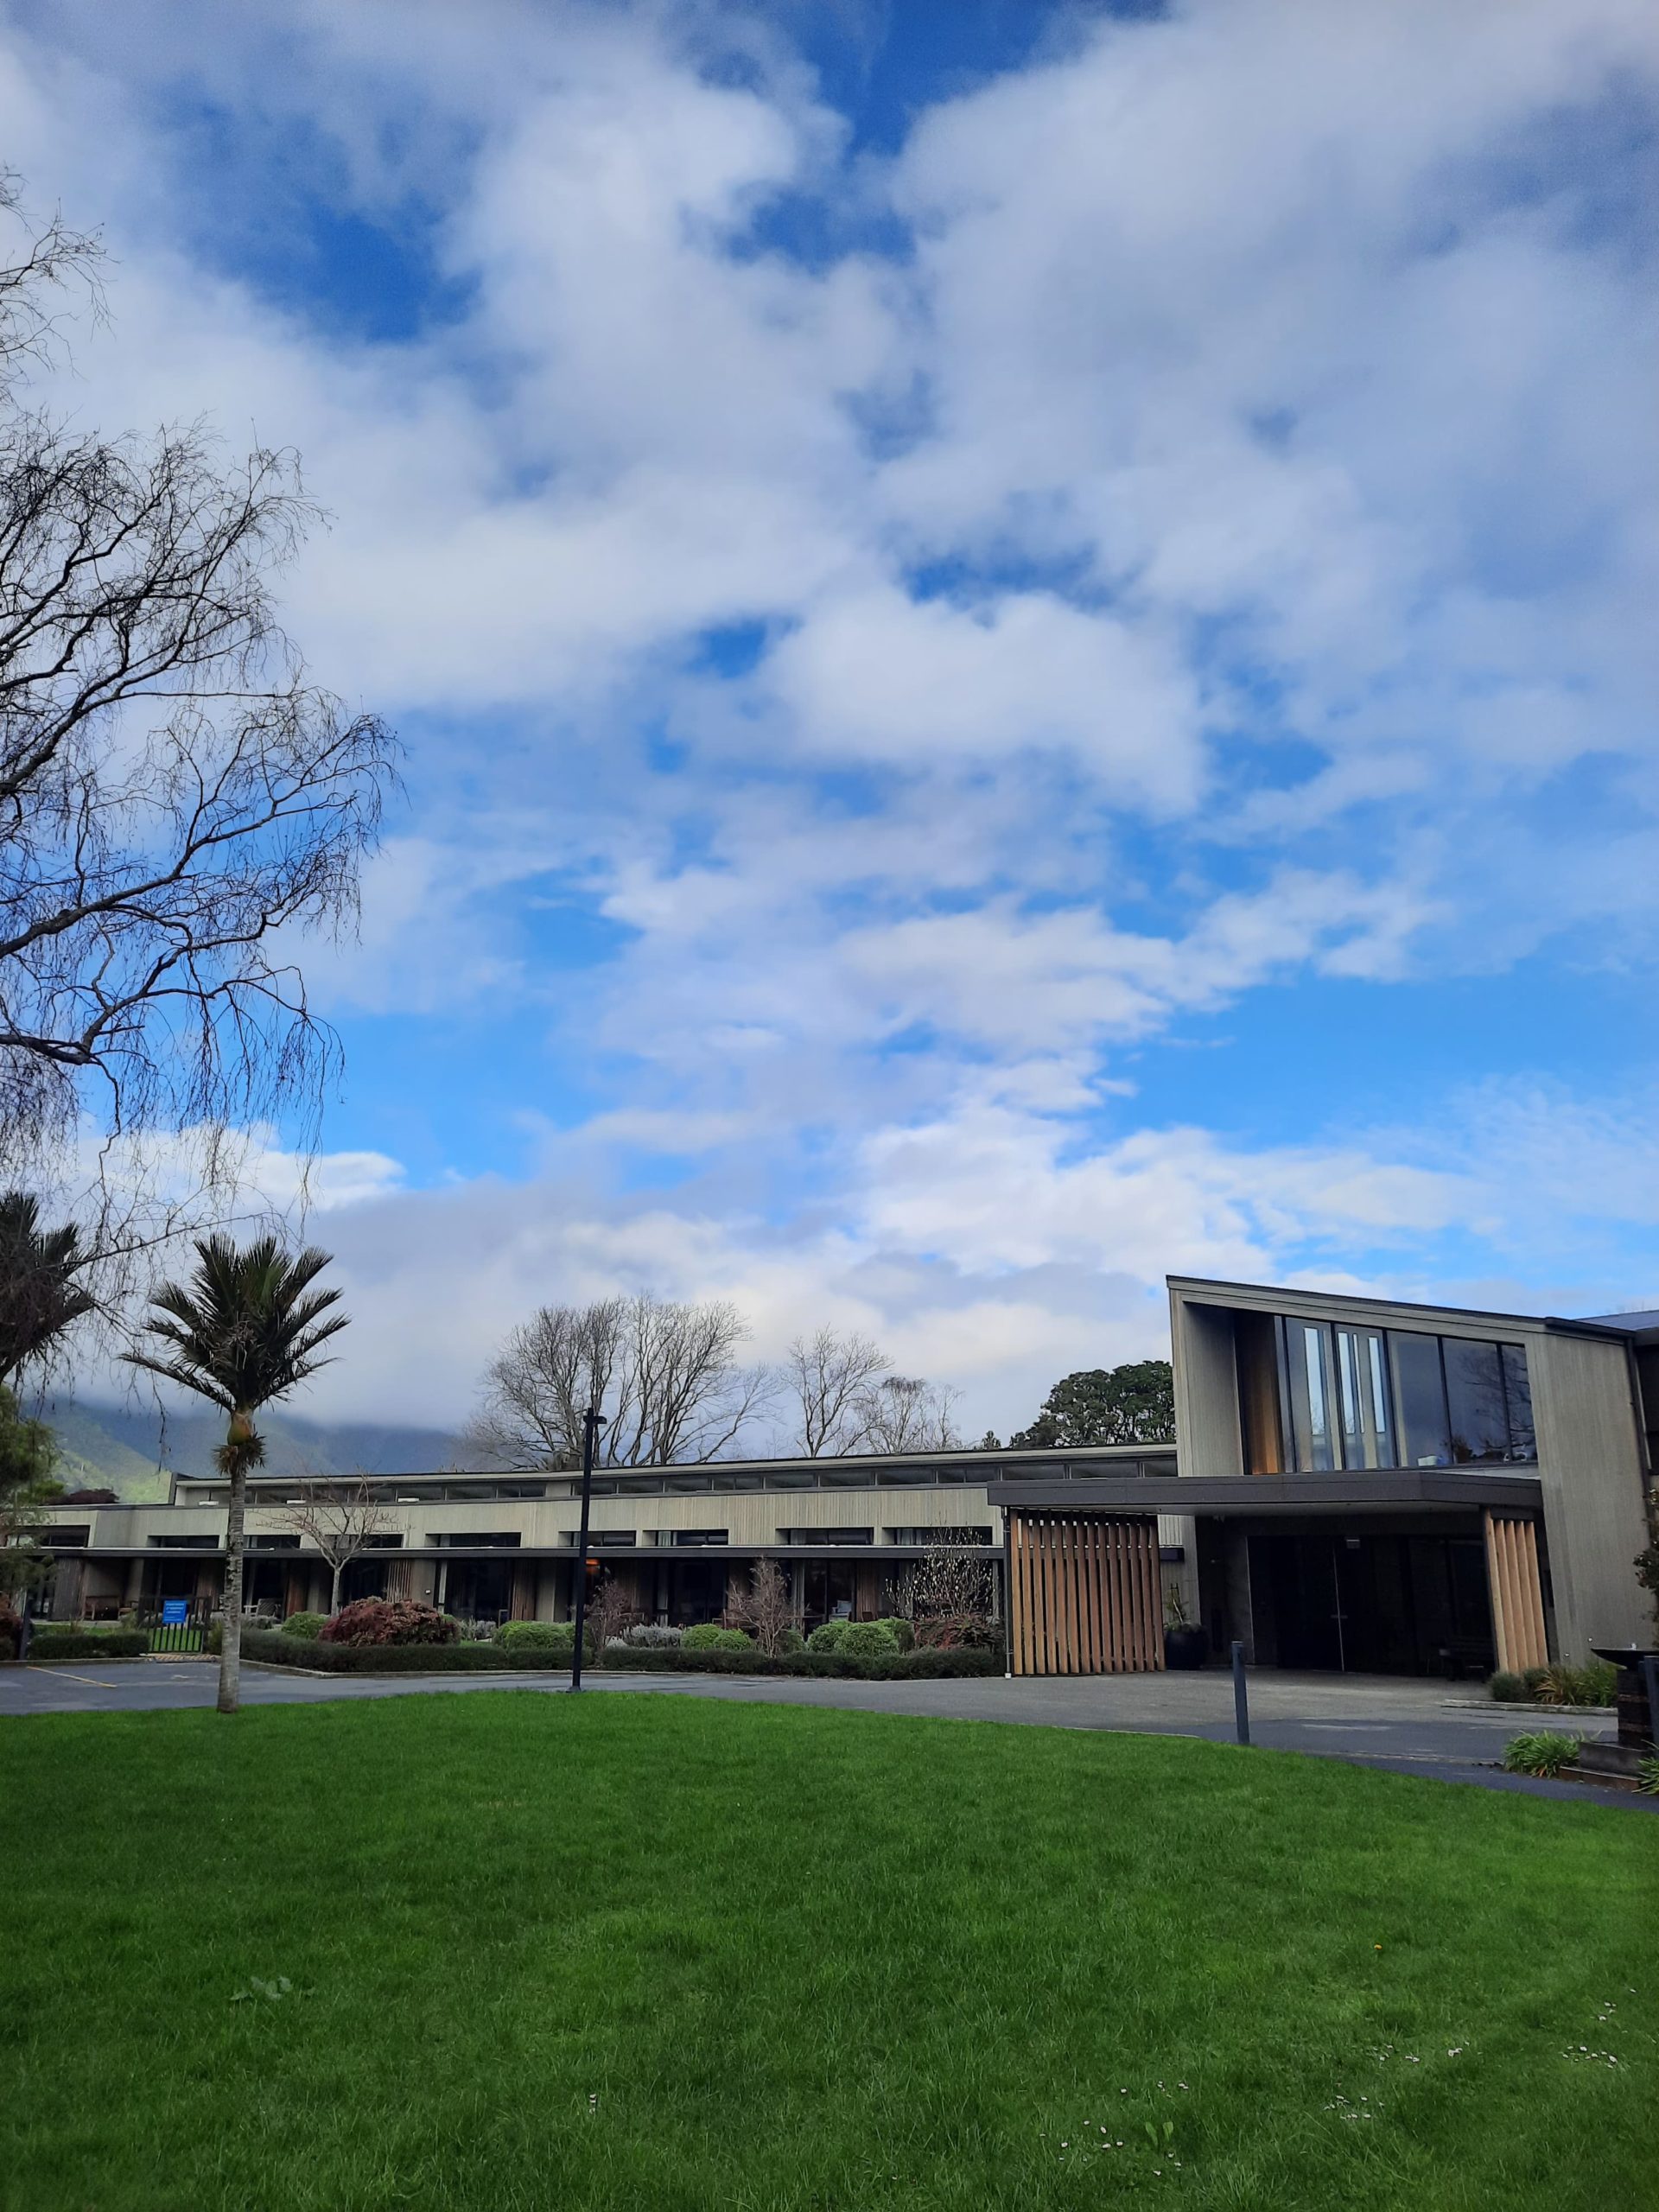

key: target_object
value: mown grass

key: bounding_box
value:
[1,1693,1654,2211]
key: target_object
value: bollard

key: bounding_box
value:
[1231,1638,1250,1746]
[1644,1655,1659,1751]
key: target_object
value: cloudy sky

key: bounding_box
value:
[12,0,1658,1439]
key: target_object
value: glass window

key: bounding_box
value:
[1500,1344,1535,1460]
[1334,1325,1395,1469]
[1390,1333,1451,1466]
[1283,1319,1337,1471]
[1443,1338,1509,1463]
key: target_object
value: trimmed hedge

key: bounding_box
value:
[838,1621,900,1658]
[241,1630,570,1675]
[281,1611,327,1640]
[682,1622,752,1652]
[238,1627,1003,1681]
[29,1628,149,1660]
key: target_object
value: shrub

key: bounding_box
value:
[319,1599,459,1648]
[806,1620,847,1653]
[1637,1751,1659,1797]
[0,1609,21,1660]
[1533,1661,1618,1708]
[1521,1666,1550,1697]
[29,1627,148,1660]
[874,1617,915,1652]
[1503,1732,1581,1778]
[592,1643,1003,1681]
[623,1623,683,1649]
[838,1621,900,1657]
[779,1626,805,1654]
[240,1628,569,1674]
[496,1619,575,1656]
[464,1618,498,1642]
[281,1611,326,1640]
[913,1611,1000,1651]
[1489,1670,1527,1702]
[682,1622,749,1651]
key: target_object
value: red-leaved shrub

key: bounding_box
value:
[319,1599,459,1647]
[913,1611,1000,1650]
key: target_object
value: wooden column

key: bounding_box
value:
[1484,1510,1549,1673]
[1007,1513,1165,1675]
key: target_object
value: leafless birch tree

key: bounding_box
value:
[0,173,397,1255]
[726,1557,801,1655]
[271,1476,392,1616]
[471,1293,774,1468]
[781,1327,890,1456]
[855,1374,963,1455]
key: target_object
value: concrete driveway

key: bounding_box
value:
[3,1656,1647,1812]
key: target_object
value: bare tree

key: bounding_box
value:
[894,1535,995,1635]
[0,174,397,1209]
[583,1568,639,1654]
[782,1326,890,1456]
[270,1476,392,1616]
[855,1374,963,1455]
[726,1557,801,1656]
[471,1293,774,1469]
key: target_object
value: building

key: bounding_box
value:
[28,1275,1656,1678]
[990,1278,1655,1677]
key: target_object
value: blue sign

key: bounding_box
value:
[162,1599,189,1626]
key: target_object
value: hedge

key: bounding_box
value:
[240,1630,571,1675]
[238,1629,1003,1681]
[29,1628,149,1661]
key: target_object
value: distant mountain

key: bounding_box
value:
[40,1398,477,1499]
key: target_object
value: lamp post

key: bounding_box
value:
[569,1404,603,1693]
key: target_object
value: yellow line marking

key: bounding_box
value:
[28,1666,117,1688]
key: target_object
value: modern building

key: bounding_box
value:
[27,1275,1656,1680]
[991,1278,1655,1677]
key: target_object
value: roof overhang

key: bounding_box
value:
[988,1471,1544,1516]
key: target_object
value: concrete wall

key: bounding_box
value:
[1169,1293,1243,1478]
[1531,1332,1651,1656]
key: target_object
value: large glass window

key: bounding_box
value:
[1284,1319,1338,1470]
[1334,1325,1395,1470]
[1390,1333,1452,1467]
[1500,1344,1535,1459]
[1443,1338,1510,1463]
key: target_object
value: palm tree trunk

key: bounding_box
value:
[218,1450,246,1715]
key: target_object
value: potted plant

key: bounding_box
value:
[1163,1582,1209,1669]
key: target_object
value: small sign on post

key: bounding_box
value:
[162,1599,189,1626]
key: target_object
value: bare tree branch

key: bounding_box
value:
[782,1327,890,1456]
[269,1475,392,1615]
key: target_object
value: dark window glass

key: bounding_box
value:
[1443,1339,1509,1463]
[1283,1319,1337,1471]
[1500,1344,1535,1459]
[1390,1332,1451,1467]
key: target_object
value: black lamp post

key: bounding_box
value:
[569,1404,604,1692]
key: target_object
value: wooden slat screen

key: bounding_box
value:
[1483,1510,1549,1674]
[1008,1512,1165,1675]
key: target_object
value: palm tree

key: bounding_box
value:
[125,1235,349,1713]
[0,1190,97,1388]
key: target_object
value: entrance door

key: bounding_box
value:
[1258,1531,1495,1675]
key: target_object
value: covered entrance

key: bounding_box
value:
[1254,1530,1493,1675]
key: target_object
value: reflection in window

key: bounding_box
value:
[1444,1338,1509,1463]
[1335,1325,1395,1469]
[1390,1333,1452,1467]
[1285,1320,1337,1470]
[1501,1344,1535,1459]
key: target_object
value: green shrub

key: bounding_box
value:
[496,1619,575,1656]
[1489,1671,1527,1703]
[240,1629,569,1675]
[834,1621,901,1657]
[1503,1731,1581,1778]
[281,1611,326,1640]
[1637,1751,1659,1797]
[806,1620,847,1653]
[29,1628,149,1660]
[1521,1665,1550,1697]
[1534,1661,1618,1708]
[874,1617,915,1652]
[779,1626,805,1654]
[592,1642,1002,1681]
[682,1622,750,1651]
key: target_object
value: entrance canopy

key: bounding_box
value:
[987,1470,1543,1516]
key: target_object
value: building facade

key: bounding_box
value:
[28,1275,1656,1679]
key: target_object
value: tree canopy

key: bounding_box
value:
[1009,1360,1176,1449]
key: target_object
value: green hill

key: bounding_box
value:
[41,1399,473,1499]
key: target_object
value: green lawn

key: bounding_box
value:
[2,1695,1654,2211]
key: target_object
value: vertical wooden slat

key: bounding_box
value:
[1082,1519,1103,1673]
[1100,1521,1121,1672]
[1484,1510,1548,1674]
[1139,1520,1166,1670]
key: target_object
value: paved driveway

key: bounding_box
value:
[3,1657,1648,1812]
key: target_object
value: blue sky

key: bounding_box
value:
[10,0,1658,1433]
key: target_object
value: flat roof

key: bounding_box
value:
[1166,1274,1632,1342]
[988,1470,1543,1516]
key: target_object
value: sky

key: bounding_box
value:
[7,0,1658,1441]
